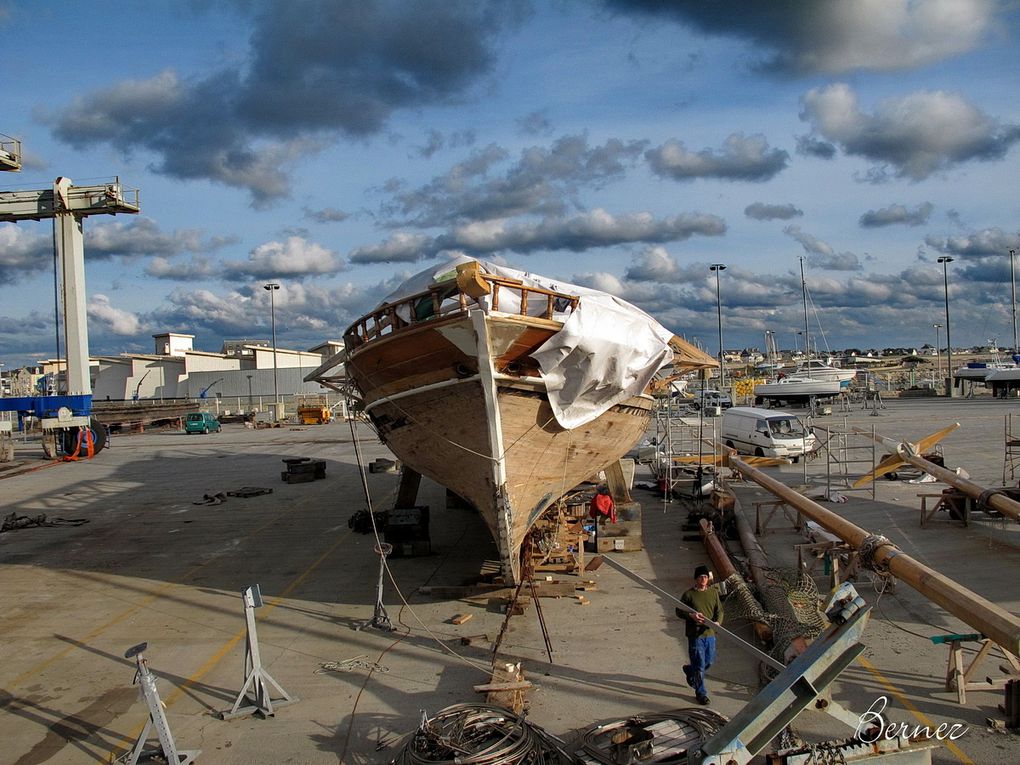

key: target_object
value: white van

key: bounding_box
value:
[720,406,817,462]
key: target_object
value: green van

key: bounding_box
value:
[185,412,221,434]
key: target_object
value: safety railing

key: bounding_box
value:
[344,274,579,346]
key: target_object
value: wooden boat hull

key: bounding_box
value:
[347,311,654,583]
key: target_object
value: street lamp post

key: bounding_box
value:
[1010,249,1017,356]
[709,264,726,391]
[933,323,942,388]
[264,282,281,415]
[246,373,253,412]
[937,257,954,398]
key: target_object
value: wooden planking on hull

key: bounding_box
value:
[497,386,653,549]
[344,278,670,584]
[364,376,654,584]
[348,315,480,402]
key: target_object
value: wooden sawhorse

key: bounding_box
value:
[795,540,861,591]
[931,632,1020,705]
[754,499,802,536]
[918,492,970,527]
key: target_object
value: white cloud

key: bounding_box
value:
[225,235,345,279]
[801,83,1020,180]
[88,294,143,335]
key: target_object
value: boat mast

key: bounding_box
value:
[800,257,811,370]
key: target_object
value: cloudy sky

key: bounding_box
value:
[2,0,1020,369]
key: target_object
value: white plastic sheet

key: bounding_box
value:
[379,255,674,429]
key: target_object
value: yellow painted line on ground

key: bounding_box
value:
[157,529,352,711]
[6,572,194,691]
[857,656,974,765]
[3,506,303,691]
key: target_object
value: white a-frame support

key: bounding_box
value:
[221,584,298,720]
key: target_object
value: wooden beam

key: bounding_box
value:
[395,466,422,509]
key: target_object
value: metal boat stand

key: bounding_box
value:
[358,543,396,631]
[221,584,298,720]
[492,538,554,663]
[119,642,200,765]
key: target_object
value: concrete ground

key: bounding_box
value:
[0,397,1017,764]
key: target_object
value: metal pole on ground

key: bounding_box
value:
[727,454,1020,655]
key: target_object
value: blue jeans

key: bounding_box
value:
[687,635,716,697]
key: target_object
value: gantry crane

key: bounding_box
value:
[0,134,20,461]
[0,133,21,171]
[0,165,140,458]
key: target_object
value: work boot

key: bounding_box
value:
[682,665,695,688]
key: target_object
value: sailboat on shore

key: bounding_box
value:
[340,256,716,584]
[755,258,846,406]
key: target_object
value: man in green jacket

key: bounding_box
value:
[679,564,723,705]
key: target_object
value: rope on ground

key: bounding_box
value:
[1,512,89,532]
[316,656,389,674]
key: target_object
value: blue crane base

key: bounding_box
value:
[0,394,92,422]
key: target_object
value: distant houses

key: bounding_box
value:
[3,330,341,403]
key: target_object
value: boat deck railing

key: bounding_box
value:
[344,274,579,346]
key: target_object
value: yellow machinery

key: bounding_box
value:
[297,399,332,425]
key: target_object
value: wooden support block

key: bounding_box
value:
[604,459,634,503]
[395,466,423,509]
[450,613,473,625]
[532,581,579,597]
[486,660,527,714]
[419,584,505,598]
[473,681,533,693]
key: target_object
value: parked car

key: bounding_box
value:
[185,412,221,434]
[690,389,733,411]
[720,406,817,461]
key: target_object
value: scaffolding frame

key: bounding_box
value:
[1004,412,1020,484]
[652,397,719,495]
[815,420,878,500]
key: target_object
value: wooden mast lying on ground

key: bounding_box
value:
[727,454,1020,656]
[852,425,1020,523]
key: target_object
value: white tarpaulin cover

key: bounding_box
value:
[379,255,675,429]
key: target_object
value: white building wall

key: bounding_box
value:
[153,333,195,357]
[93,360,131,400]
[92,357,186,400]
[183,353,241,373]
[251,347,322,370]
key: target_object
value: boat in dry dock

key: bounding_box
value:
[753,374,842,404]
[342,256,716,584]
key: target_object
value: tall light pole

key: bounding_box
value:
[933,322,942,388]
[1010,248,1017,356]
[246,373,253,412]
[709,264,726,391]
[264,282,281,413]
[937,257,954,397]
